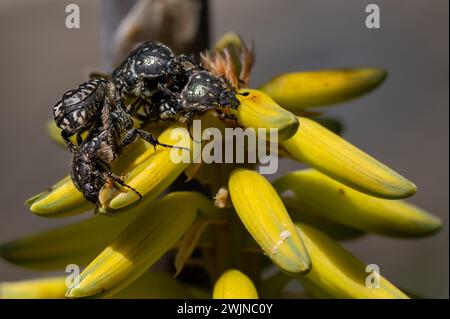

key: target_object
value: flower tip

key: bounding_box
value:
[213,270,259,299]
[406,181,418,197]
[109,192,141,210]
[389,177,417,199]
[422,214,443,235]
[236,89,299,141]
[65,286,91,299]
[214,32,242,51]
[25,192,45,210]
[276,256,311,276]
[24,176,93,217]
[366,67,388,85]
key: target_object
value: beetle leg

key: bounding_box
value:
[100,167,142,200]
[93,160,142,200]
[76,132,84,146]
[157,82,180,100]
[119,128,188,152]
[181,111,200,143]
[101,99,118,148]
[186,119,195,142]
[61,131,78,153]
[125,97,143,114]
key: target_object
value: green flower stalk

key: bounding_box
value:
[0,33,442,299]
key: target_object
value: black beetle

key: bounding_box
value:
[71,102,182,206]
[53,78,108,152]
[155,69,240,124]
[112,41,197,103]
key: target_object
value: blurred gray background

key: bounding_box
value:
[0,0,448,298]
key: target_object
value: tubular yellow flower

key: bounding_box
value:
[235,89,299,141]
[258,68,387,112]
[99,124,192,211]
[0,211,139,270]
[27,136,157,217]
[228,168,310,274]
[0,277,67,299]
[282,117,417,199]
[26,176,93,218]
[2,32,440,301]
[0,272,195,299]
[275,169,441,237]
[281,196,364,241]
[295,223,409,299]
[214,32,243,53]
[213,269,258,299]
[66,192,202,298]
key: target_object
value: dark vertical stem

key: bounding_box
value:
[100,0,210,68]
[190,0,210,53]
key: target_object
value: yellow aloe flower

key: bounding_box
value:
[213,269,258,299]
[1,32,441,300]
[281,196,364,241]
[66,192,209,298]
[27,124,184,216]
[274,169,441,237]
[98,124,192,211]
[282,117,417,199]
[234,89,299,141]
[228,168,310,274]
[0,272,200,299]
[0,277,68,299]
[26,176,93,218]
[295,224,409,299]
[0,209,140,270]
[258,68,387,112]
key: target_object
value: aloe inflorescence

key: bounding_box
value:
[0,33,441,299]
